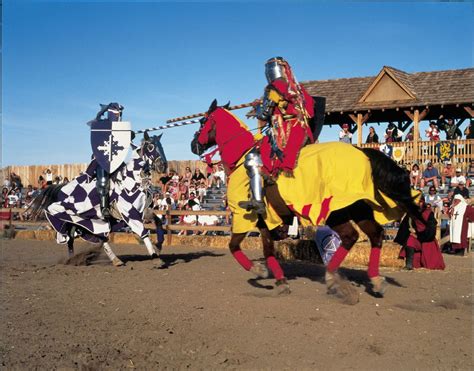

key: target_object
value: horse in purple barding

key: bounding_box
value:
[30,132,167,267]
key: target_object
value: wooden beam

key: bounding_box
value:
[404,110,414,121]
[464,106,474,117]
[357,113,363,146]
[418,108,429,121]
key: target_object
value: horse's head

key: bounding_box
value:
[141,132,168,173]
[190,99,230,156]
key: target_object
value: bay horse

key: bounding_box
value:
[191,100,420,300]
[30,132,168,267]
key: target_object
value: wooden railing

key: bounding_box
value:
[359,139,473,168]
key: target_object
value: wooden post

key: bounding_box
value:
[413,110,420,161]
[166,209,172,246]
[357,113,363,146]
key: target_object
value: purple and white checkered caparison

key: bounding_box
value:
[45,148,150,244]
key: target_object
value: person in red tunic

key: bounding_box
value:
[256,57,315,177]
[395,197,445,270]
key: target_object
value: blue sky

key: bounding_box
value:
[2,0,473,166]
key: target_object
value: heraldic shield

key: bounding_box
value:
[91,120,132,174]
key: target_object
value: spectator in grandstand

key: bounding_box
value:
[159,170,174,191]
[420,162,440,190]
[441,161,455,189]
[7,189,20,208]
[425,186,443,209]
[404,126,418,141]
[466,160,474,187]
[44,169,54,186]
[2,187,9,208]
[442,118,462,140]
[178,179,189,200]
[385,122,403,142]
[176,193,189,210]
[178,199,200,236]
[409,163,421,189]
[339,123,352,144]
[10,172,23,190]
[425,121,440,141]
[453,180,470,199]
[183,166,193,182]
[365,126,379,144]
[464,120,474,139]
[196,179,207,203]
[192,168,207,185]
[210,164,226,189]
[451,168,467,188]
[62,177,70,184]
[38,175,47,189]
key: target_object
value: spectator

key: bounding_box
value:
[365,126,379,143]
[443,118,462,140]
[38,175,47,189]
[159,170,174,191]
[178,180,189,200]
[409,163,421,189]
[405,126,418,141]
[7,189,20,208]
[395,197,445,270]
[425,121,440,141]
[196,179,207,203]
[176,193,189,210]
[183,167,193,182]
[466,160,474,187]
[210,164,226,189]
[441,161,455,189]
[54,176,62,185]
[453,181,469,199]
[44,169,54,186]
[449,194,474,256]
[385,123,403,142]
[451,168,466,188]
[425,186,443,209]
[192,168,207,184]
[62,177,70,184]
[178,199,200,236]
[420,162,440,190]
[464,120,474,139]
[2,187,10,208]
[339,123,352,144]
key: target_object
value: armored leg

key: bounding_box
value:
[238,150,266,215]
[96,166,111,219]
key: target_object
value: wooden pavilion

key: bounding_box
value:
[301,66,473,166]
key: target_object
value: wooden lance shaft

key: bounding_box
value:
[166,101,261,123]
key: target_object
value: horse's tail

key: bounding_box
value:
[28,185,64,219]
[360,148,422,221]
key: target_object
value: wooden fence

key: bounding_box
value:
[359,139,473,168]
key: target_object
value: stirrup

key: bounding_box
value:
[238,200,266,215]
[101,207,111,219]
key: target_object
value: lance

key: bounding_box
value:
[134,118,201,134]
[166,100,261,123]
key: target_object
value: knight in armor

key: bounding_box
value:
[243,57,315,215]
[88,103,125,219]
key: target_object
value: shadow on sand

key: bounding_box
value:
[120,250,225,269]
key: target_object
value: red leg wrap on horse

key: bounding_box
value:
[367,247,381,278]
[232,250,253,271]
[266,256,285,280]
[327,246,349,273]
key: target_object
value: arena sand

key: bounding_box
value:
[0,240,472,369]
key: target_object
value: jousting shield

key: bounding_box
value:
[91,120,132,173]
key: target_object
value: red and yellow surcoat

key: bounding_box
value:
[260,79,315,176]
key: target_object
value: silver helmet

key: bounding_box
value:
[264,56,286,83]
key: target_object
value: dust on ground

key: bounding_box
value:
[0,240,472,370]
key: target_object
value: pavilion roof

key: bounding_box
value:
[301,66,474,113]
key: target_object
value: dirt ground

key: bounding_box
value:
[0,239,472,370]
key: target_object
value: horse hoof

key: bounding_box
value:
[275,278,291,295]
[150,253,159,260]
[112,258,125,267]
[250,263,269,279]
[325,271,359,305]
[370,276,388,296]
